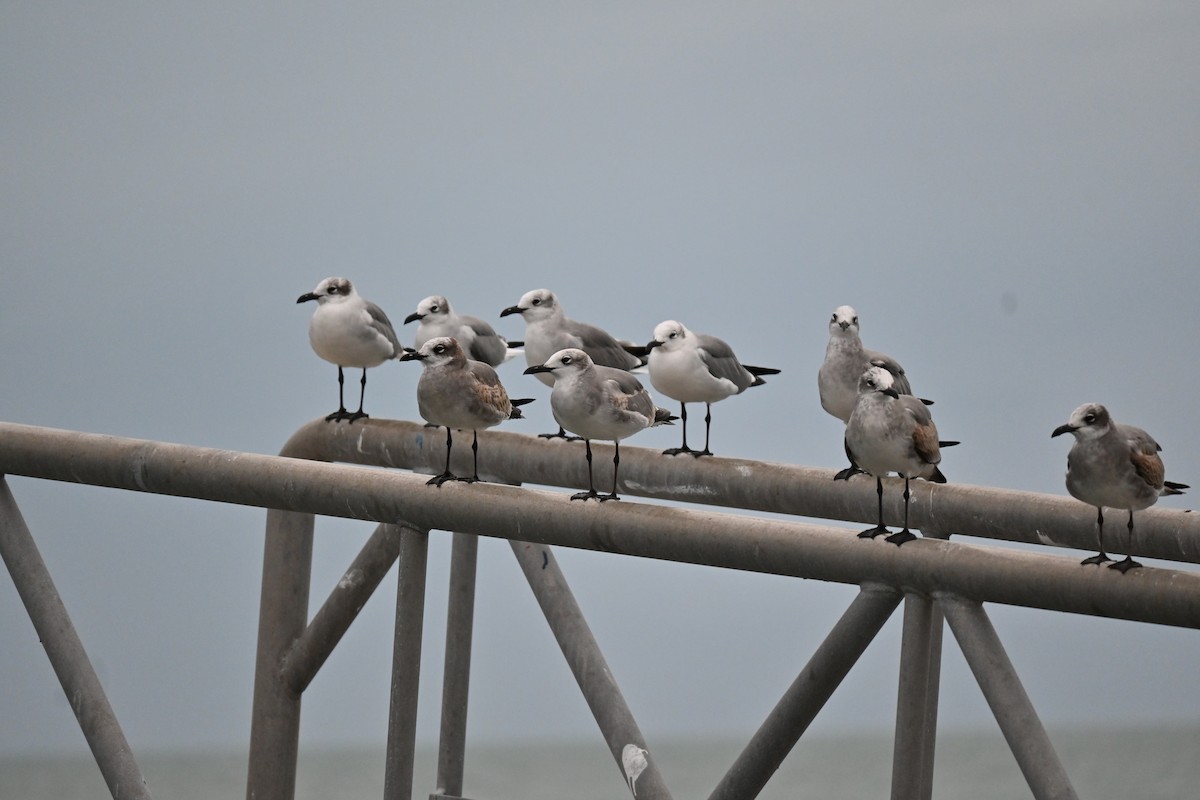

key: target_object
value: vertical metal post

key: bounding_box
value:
[708,585,902,800]
[0,478,152,800]
[940,596,1079,800]
[247,509,314,800]
[435,532,479,798]
[511,541,674,800]
[383,526,430,800]
[890,593,943,800]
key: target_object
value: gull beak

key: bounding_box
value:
[297,292,319,303]
[645,339,663,350]
[882,388,900,399]
[1051,423,1076,438]
[500,305,524,318]
[403,311,423,324]
[399,351,425,362]
[524,365,554,375]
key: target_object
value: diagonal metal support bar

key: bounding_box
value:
[282,522,403,695]
[511,541,673,800]
[708,584,903,800]
[435,532,480,798]
[940,595,1079,800]
[384,526,430,800]
[0,478,152,800]
[890,593,944,800]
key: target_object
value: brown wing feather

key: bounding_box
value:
[1129,449,1165,491]
[910,420,942,466]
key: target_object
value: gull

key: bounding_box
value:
[1052,403,1188,572]
[399,337,533,486]
[524,348,673,501]
[819,305,920,479]
[502,288,646,439]
[297,277,403,423]
[840,365,952,546]
[646,320,779,457]
[403,294,521,367]
[622,744,649,798]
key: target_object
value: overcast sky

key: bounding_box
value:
[2,1,1198,765]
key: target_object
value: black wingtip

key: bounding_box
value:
[511,397,536,407]
[745,365,781,376]
[939,440,960,448]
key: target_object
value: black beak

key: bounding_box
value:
[645,339,663,350]
[399,351,424,362]
[297,292,319,304]
[403,312,423,325]
[500,305,523,318]
[882,388,900,399]
[1051,424,1075,438]
[524,365,554,375]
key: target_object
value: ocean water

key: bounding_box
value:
[3,725,1197,799]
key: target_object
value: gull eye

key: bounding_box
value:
[852,316,859,325]
[1084,413,1096,424]
[430,304,440,313]
[531,297,542,306]
[561,355,572,365]
[434,344,446,354]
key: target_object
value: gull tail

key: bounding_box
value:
[509,397,536,420]
[746,364,781,387]
[652,408,678,426]
[1163,480,1189,496]
[929,466,949,484]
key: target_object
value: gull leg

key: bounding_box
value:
[1108,510,1143,573]
[345,368,370,423]
[859,476,890,539]
[1080,507,1112,565]
[427,427,457,487]
[600,441,622,501]
[571,440,601,501]
[886,476,918,546]
[662,403,695,456]
[834,437,864,481]
[325,366,351,421]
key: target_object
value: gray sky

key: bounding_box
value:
[2,3,1199,760]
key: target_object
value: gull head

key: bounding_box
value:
[502,288,558,321]
[524,347,592,380]
[1052,402,1112,441]
[405,294,452,325]
[858,364,899,398]
[297,276,355,305]
[829,305,860,336]
[647,320,689,352]
[399,336,465,368]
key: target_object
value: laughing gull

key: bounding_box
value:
[403,294,521,367]
[1052,403,1188,572]
[646,320,779,457]
[297,277,403,423]
[502,288,646,439]
[400,337,533,486]
[840,365,952,545]
[819,305,921,479]
[524,348,673,501]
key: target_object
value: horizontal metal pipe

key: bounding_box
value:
[4,420,1197,564]
[2,422,1200,628]
[282,522,403,695]
[0,479,152,800]
[284,420,1200,563]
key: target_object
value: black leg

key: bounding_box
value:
[540,424,582,441]
[859,476,890,539]
[325,366,351,421]
[571,440,600,501]
[834,437,864,481]
[1081,507,1112,565]
[464,430,481,483]
[427,426,457,487]
[600,441,622,501]
[886,476,917,545]
[1108,509,1143,572]
[345,368,370,423]
[695,403,714,457]
[663,403,695,456]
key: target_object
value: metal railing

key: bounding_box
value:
[1,418,1198,800]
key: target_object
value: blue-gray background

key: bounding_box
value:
[2,3,1197,758]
